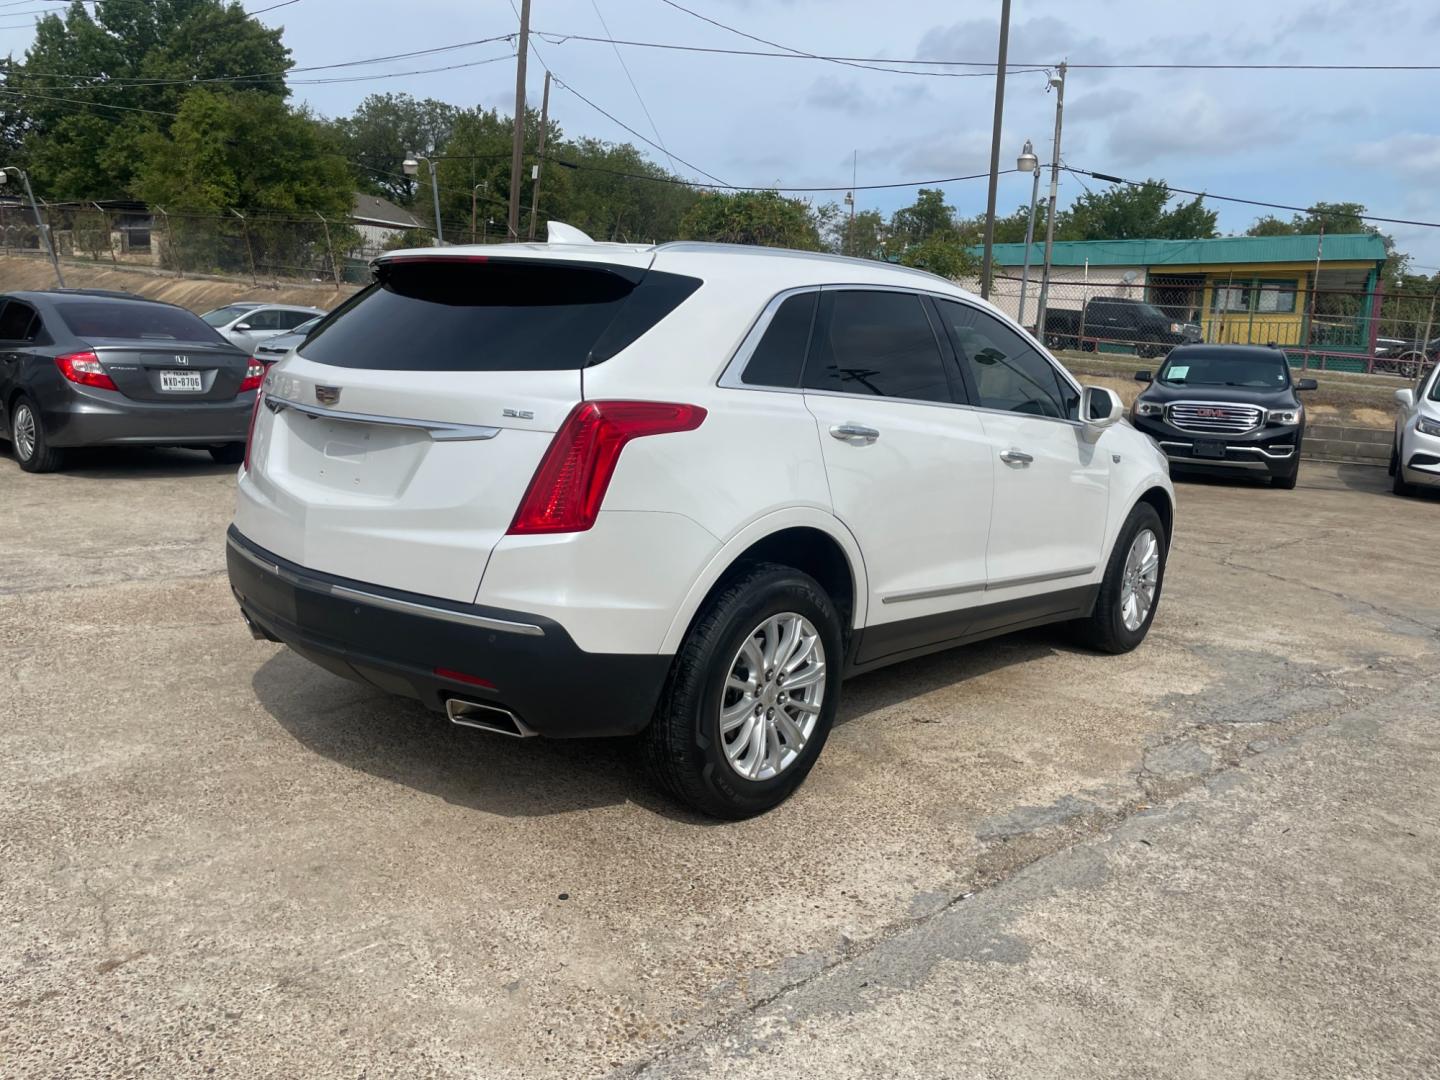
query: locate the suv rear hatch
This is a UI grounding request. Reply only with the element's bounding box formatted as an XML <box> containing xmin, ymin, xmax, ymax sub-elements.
<box><xmin>236</xmin><ymin>253</ymin><xmax>700</xmax><ymax>603</ymax></box>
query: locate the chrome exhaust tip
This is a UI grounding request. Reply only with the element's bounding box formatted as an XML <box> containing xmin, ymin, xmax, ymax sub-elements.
<box><xmin>445</xmin><ymin>698</ymin><xmax>535</xmax><ymax>738</ymax></box>
<box><xmin>240</xmin><ymin>610</ymin><xmax>271</xmax><ymax>641</ymax></box>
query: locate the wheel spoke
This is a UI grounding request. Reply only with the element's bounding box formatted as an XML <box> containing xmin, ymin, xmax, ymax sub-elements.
<box><xmin>726</xmin><ymin>713</ymin><xmax>757</xmax><ymax>750</ymax></box>
<box><xmin>740</xmin><ymin>637</ymin><xmax>765</xmax><ymax>680</ymax></box>
<box><xmin>745</xmin><ymin>716</ymin><xmax>768</xmax><ymax>779</ymax></box>
<box><xmin>721</xmin><ymin>696</ymin><xmax>753</xmax><ymax>731</ymax></box>
<box><xmin>781</xmin><ymin>632</ymin><xmax>815</xmax><ymax>675</ymax></box>
<box><xmin>789</xmin><ymin>697</ymin><xmax>821</xmax><ymax>715</ymax></box>
<box><xmin>771</xmin><ymin>617</ymin><xmax>801</xmax><ymax>673</ymax></box>
<box><xmin>775</xmin><ymin>709</ymin><xmax>807</xmax><ymax>750</ymax></box>
<box><xmin>781</xmin><ymin>661</ymin><xmax>825</xmax><ymax>691</ymax></box>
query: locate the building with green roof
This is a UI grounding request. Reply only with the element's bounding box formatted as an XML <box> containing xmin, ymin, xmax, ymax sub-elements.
<box><xmin>969</xmin><ymin>233</ymin><xmax>1388</xmax><ymax>366</ymax></box>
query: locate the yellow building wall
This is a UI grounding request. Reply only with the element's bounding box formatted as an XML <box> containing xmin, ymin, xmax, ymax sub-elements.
<box><xmin>1178</xmin><ymin>261</ymin><xmax>1373</xmax><ymax>348</ymax></box>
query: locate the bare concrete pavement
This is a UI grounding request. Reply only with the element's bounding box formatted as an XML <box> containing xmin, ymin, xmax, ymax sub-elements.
<box><xmin>1</xmin><ymin>451</ymin><xmax>1437</xmax><ymax>1078</ymax></box>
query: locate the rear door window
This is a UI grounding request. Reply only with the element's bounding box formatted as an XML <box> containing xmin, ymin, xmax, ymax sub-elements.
<box><xmin>272</xmin><ymin>310</ymin><xmax>315</xmax><ymax>330</ymax></box>
<box><xmin>741</xmin><ymin>292</ymin><xmax>816</xmax><ymax>388</ymax></box>
<box><xmin>802</xmin><ymin>290</ymin><xmax>956</xmax><ymax>404</ymax></box>
<box><xmin>0</xmin><ymin>300</ymin><xmax>40</xmax><ymax>341</ymax></box>
<box><xmin>301</xmin><ymin>259</ymin><xmax>700</xmax><ymax>371</ymax></box>
<box><xmin>55</xmin><ymin>301</ymin><xmax>227</xmax><ymax>343</ymax></box>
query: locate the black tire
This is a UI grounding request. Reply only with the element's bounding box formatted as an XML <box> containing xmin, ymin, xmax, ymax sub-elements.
<box><xmin>1272</xmin><ymin>467</ymin><xmax>1298</xmax><ymax>490</ymax></box>
<box><xmin>1393</xmin><ymin>451</ymin><xmax>1415</xmax><ymax>497</ymax></box>
<box><xmin>10</xmin><ymin>396</ymin><xmax>63</xmax><ymax>473</ymax></box>
<box><xmin>209</xmin><ymin>443</ymin><xmax>246</xmax><ymax>465</ymax></box>
<box><xmin>1072</xmin><ymin>502</ymin><xmax>1167</xmax><ymax>655</ymax></box>
<box><xmin>642</xmin><ymin>562</ymin><xmax>844</xmax><ymax>819</ymax></box>
<box><xmin>1389</xmin><ymin>443</ymin><xmax>1399</xmax><ymax>477</ymax></box>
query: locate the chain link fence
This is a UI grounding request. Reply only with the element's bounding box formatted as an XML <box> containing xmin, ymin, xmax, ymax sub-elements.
<box><xmin>984</xmin><ymin>272</ymin><xmax>1438</xmax><ymax>379</ymax></box>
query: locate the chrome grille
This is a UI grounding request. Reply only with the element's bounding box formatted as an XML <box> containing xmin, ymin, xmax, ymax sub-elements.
<box><xmin>1167</xmin><ymin>401</ymin><xmax>1263</xmax><ymax>435</ymax></box>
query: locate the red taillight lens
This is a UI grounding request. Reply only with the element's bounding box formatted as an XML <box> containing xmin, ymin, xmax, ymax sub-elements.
<box><xmin>238</xmin><ymin>359</ymin><xmax>265</xmax><ymax>393</ymax></box>
<box><xmin>508</xmin><ymin>400</ymin><xmax>707</xmax><ymax>534</ymax></box>
<box><xmin>55</xmin><ymin>351</ymin><xmax>117</xmax><ymax>391</ymax></box>
<box><xmin>434</xmin><ymin>667</ymin><xmax>496</xmax><ymax>689</ymax></box>
<box><xmin>243</xmin><ymin>389</ymin><xmax>264</xmax><ymax>472</ymax></box>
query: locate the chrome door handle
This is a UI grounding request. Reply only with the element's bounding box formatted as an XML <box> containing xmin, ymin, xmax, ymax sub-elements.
<box><xmin>999</xmin><ymin>448</ymin><xmax>1034</xmax><ymax>466</ymax></box>
<box><xmin>830</xmin><ymin>423</ymin><xmax>880</xmax><ymax>444</ymax></box>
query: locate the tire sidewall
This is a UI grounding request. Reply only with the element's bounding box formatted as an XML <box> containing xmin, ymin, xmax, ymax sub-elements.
<box><xmin>1103</xmin><ymin>505</ymin><xmax>1167</xmax><ymax>649</ymax></box>
<box><xmin>690</xmin><ymin>574</ymin><xmax>843</xmax><ymax>815</ymax></box>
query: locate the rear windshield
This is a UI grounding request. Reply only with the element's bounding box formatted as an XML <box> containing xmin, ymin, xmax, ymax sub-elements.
<box><xmin>201</xmin><ymin>305</ymin><xmax>253</xmax><ymax>327</ymax></box>
<box><xmin>299</xmin><ymin>259</ymin><xmax>700</xmax><ymax>371</ymax></box>
<box><xmin>58</xmin><ymin>301</ymin><xmax>230</xmax><ymax>343</ymax></box>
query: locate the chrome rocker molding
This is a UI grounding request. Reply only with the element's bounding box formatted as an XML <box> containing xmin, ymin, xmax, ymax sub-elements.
<box><xmin>264</xmin><ymin>393</ymin><xmax>501</xmax><ymax>442</ymax></box>
<box><xmin>882</xmin><ymin>565</ymin><xmax>1096</xmax><ymax>605</ymax></box>
<box><xmin>226</xmin><ymin>534</ymin><xmax>545</xmax><ymax>637</ymax></box>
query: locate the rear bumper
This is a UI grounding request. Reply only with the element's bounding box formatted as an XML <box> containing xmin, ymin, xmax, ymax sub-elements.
<box><xmin>225</xmin><ymin>526</ymin><xmax>672</xmax><ymax>738</ymax></box>
<box><xmin>40</xmin><ymin>383</ymin><xmax>254</xmax><ymax>447</ymax></box>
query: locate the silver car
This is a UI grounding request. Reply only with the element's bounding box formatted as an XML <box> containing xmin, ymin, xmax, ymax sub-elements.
<box><xmin>201</xmin><ymin>303</ymin><xmax>325</xmax><ymax>354</ymax></box>
<box><xmin>1392</xmin><ymin>362</ymin><xmax>1440</xmax><ymax>496</ymax></box>
<box><xmin>252</xmin><ymin>315</ymin><xmax>323</xmax><ymax>366</ymax></box>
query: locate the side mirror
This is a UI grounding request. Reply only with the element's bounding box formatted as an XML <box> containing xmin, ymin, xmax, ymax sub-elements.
<box><xmin>1295</xmin><ymin>378</ymin><xmax>1318</xmax><ymax>391</ymax></box>
<box><xmin>1134</xmin><ymin>370</ymin><xmax>1153</xmax><ymax>383</ymax></box>
<box><xmin>1395</xmin><ymin>388</ymin><xmax>1415</xmax><ymax>408</ymax></box>
<box><xmin>235</xmin><ymin>322</ymin><xmax>252</xmax><ymax>332</ymax></box>
<box><xmin>1080</xmin><ymin>385</ymin><xmax>1125</xmax><ymax>439</ymax></box>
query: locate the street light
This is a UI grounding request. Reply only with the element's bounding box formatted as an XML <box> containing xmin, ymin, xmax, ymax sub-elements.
<box><xmin>471</xmin><ymin>182</ymin><xmax>488</xmax><ymax>244</ymax></box>
<box><xmin>1015</xmin><ymin>139</ymin><xmax>1042</xmax><ymax>331</ymax></box>
<box><xmin>402</xmin><ymin>152</ymin><xmax>444</xmax><ymax>245</ymax></box>
<box><xmin>0</xmin><ymin>166</ymin><xmax>64</xmax><ymax>287</ymax></box>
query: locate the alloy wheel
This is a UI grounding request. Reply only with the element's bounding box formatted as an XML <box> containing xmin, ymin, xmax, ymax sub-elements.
<box><xmin>12</xmin><ymin>404</ymin><xmax>36</xmax><ymax>462</ymax></box>
<box><xmin>1120</xmin><ymin>528</ymin><xmax>1161</xmax><ymax>632</ymax></box>
<box><xmin>718</xmin><ymin>612</ymin><xmax>826</xmax><ymax>782</ymax></box>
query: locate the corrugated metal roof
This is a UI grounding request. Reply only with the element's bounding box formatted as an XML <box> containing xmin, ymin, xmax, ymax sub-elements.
<box><xmin>977</xmin><ymin>233</ymin><xmax>1386</xmax><ymax>268</ymax></box>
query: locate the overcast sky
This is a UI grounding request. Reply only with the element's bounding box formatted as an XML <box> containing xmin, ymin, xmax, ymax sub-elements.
<box><xmin>7</xmin><ymin>0</ymin><xmax>1440</xmax><ymax>265</ymax></box>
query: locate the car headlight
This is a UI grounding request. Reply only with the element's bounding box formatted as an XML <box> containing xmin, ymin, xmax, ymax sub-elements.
<box><xmin>1134</xmin><ymin>400</ymin><xmax>1165</xmax><ymax>417</ymax></box>
<box><xmin>1168</xmin><ymin>322</ymin><xmax>1183</xmax><ymax>334</ymax></box>
<box><xmin>1267</xmin><ymin>406</ymin><xmax>1302</xmax><ymax>425</ymax></box>
<box><xmin>1417</xmin><ymin>415</ymin><xmax>1440</xmax><ymax>437</ymax></box>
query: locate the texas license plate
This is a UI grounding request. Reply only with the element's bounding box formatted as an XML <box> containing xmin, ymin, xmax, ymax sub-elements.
<box><xmin>1193</xmin><ymin>440</ymin><xmax>1226</xmax><ymax>459</ymax></box>
<box><xmin>160</xmin><ymin>370</ymin><xmax>203</xmax><ymax>392</ymax></box>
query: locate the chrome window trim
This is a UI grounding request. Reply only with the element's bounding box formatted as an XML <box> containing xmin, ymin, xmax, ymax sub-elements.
<box><xmin>716</xmin><ymin>283</ymin><xmax>1085</xmax><ymax>428</ymax></box>
<box><xmin>227</xmin><ymin>535</ymin><xmax>545</xmax><ymax>637</ymax></box>
<box><xmin>264</xmin><ymin>393</ymin><xmax>501</xmax><ymax>442</ymax></box>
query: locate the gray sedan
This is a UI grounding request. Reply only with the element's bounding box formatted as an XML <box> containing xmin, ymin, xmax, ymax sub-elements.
<box><xmin>0</xmin><ymin>290</ymin><xmax>260</xmax><ymax>473</ymax></box>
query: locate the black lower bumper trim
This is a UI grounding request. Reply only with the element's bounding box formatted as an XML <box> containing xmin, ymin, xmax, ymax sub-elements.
<box><xmin>226</xmin><ymin>526</ymin><xmax>672</xmax><ymax>738</ymax></box>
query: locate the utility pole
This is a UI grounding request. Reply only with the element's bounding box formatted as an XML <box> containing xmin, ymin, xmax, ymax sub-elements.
<box><xmin>1033</xmin><ymin>62</ymin><xmax>1067</xmax><ymax>343</ymax></box>
<box><xmin>527</xmin><ymin>70</ymin><xmax>551</xmax><ymax>240</ymax></box>
<box><xmin>508</xmin><ymin>0</ymin><xmax>532</xmax><ymax>239</ymax></box>
<box><xmin>845</xmin><ymin>149</ymin><xmax>857</xmax><ymax>257</ymax></box>
<box><xmin>979</xmin><ymin>0</ymin><xmax>1012</xmax><ymax>299</ymax></box>
<box><xmin>0</xmin><ymin>167</ymin><xmax>64</xmax><ymax>286</ymax></box>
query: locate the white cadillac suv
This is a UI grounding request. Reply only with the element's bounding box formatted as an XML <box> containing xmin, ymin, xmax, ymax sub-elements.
<box><xmin>227</xmin><ymin>228</ymin><xmax>1175</xmax><ymax>818</ymax></box>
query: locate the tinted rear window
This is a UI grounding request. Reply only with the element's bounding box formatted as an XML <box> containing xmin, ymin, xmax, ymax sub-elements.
<box><xmin>300</xmin><ymin>260</ymin><xmax>700</xmax><ymax>371</ymax></box>
<box><xmin>58</xmin><ymin>301</ymin><xmax>229</xmax><ymax>343</ymax></box>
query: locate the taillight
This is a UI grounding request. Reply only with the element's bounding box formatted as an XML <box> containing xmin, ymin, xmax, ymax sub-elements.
<box><xmin>238</xmin><ymin>359</ymin><xmax>265</xmax><ymax>393</ymax></box>
<box><xmin>243</xmin><ymin>389</ymin><xmax>264</xmax><ymax>473</ymax></box>
<box><xmin>55</xmin><ymin>351</ymin><xmax>117</xmax><ymax>391</ymax></box>
<box><xmin>508</xmin><ymin>401</ymin><xmax>707</xmax><ymax>534</ymax></box>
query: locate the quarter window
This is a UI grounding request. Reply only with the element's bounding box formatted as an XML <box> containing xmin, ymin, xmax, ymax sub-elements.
<box><xmin>741</xmin><ymin>292</ymin><xmax>816</xmax><ymax>388</ymax></box>
<box><xmin>802</xmin><ymin>290</ymin><xmax>954</xmax><ymax>404</ymax></box>
<box><xmin>936</xmin><ymin>300</ymin><xmax>1076</xmax><ymax>419</ymax></box>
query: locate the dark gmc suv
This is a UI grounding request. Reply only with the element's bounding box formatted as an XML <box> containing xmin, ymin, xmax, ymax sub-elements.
<box><xmin>1130</xmin><ymin>344</ymin><xmax>1317</xmax><ymax>489</ymax></box>
<box><xmin>1045</xmin><ymin>296</ymin><xmax>1201</xmax><ymax>358</ymax></box>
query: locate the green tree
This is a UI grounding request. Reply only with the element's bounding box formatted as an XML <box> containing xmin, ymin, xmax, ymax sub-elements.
<box><xmin>679</xmin><ymin>190</ymin><xmax>820</xmax><ymax>249</ymax></box>
<box><xmin>333</xmin><ymin>93</ymin><xmax>461</xmax><ymax>206</ymax></box>
<box><xmin>888</xmin><ymin>188</ymin><xmax>956</xmax><ymax>245</ymax></box>
<box><xmin>1058</xmin><ymin>179</ymin><xmax>1217</xmax><ymax>241</ymax></box>
<box><xmin>877</xmin><ymin>189</ymin><xmax>977</xmax><ymax>278</ymax></box>
<box><xmin>11</xmin><ymin>0</ymin><xmax>290</xmax><ymax>197</ymax></box>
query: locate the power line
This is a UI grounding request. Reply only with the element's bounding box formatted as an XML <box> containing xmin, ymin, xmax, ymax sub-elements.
<box><xmin>246</xmin><ymin>0</ymin><xmax>301</xmax><ymax>14</ymax></box>
<box><xmin>547</xmin><ymin>155</ymin><xmax>1014</xmax><ymax>193</ymax></box>
<box><xmin>1063</xmin><ymin>167</ymin><xmax>1440</xmax><ymax>230</ymax></box>
<box><xmin>532</xmin><ymin>31</ymin><xmax>1440</xmax><ymax>73</ymax></box>
<box><xmin>589</xmin><ymin>0</ymin><xmax>677</xmax><ymax>177</ymax></box>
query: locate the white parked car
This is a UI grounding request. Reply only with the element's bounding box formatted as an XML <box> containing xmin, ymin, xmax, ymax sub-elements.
<box><xmin>226</xmin><ymin>229</ymin><xmax>1176</xmax><ymax>817</ymax></box>
<box><xmin>1392</xmin><ymin>362</ymin><xmax>1440</xmax><ymax>496</ymax></box>
<box><xmin>201</xmin><ymin>302</ymin><xmax>326</xmax><ymax>354</ymax></box>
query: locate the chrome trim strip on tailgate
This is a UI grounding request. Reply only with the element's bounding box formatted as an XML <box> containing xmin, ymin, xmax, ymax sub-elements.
<box><xmin>264</xmin><ymin>394</ymin><xmax>501</xmax><ymax>442</ymax></box>
<box><xmin>227</xmin><ymin>535</ymin><xmax>545</xmax><ymax>637</ymax></box>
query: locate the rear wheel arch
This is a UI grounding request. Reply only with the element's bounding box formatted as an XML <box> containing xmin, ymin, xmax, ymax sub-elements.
<box><xmin>660</xmin><ymin>516</ymin><xmax>866</xmax><ymax>656</ymax></box>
